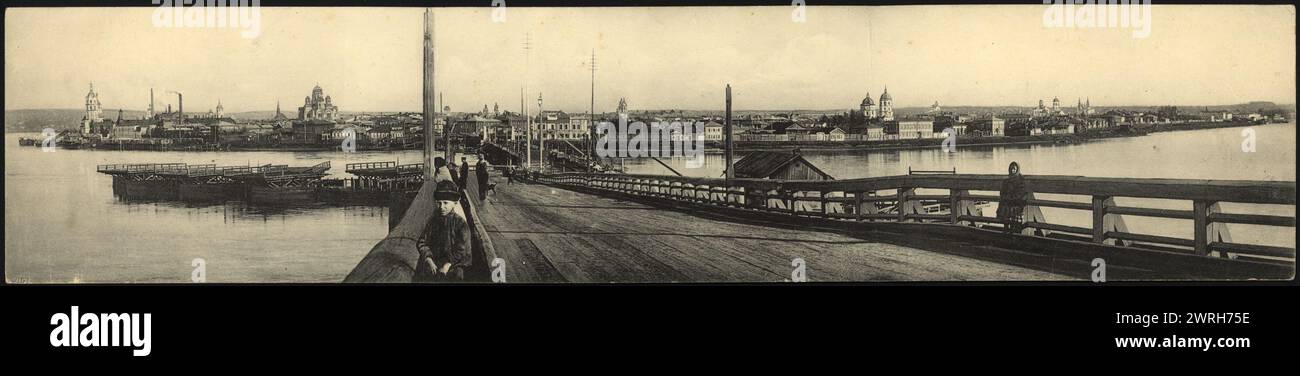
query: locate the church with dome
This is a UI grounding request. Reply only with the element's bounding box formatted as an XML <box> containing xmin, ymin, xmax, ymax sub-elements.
<box><xmin>298</xmin><ymin>84</ymin><xmax>339</xmax><ymax>121</ymax></box>
<box><xmin>859</xmin><ymin>86</ymin><xmax>895</xmax><ymax>121</ymax></box>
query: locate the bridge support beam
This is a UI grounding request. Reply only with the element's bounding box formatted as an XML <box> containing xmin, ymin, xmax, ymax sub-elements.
<box><xmin>951</xmin><ymin>189</ymin><xmax>973</xmax><ymax>226</ymax></box>
<box><xmin>1022</xmin><ymin>192</ymin><xmax>1049</xmax><ymax>236</ymax></box>
<box><xmin>1195</xmin><ymin>201</ymin><xmax>1234</xmax><ymax>258</ymax></box>
<box><xmin>1091</xmin><ymin>196</ymin><xmax>1129</xmax><ymax>246</ymax></box>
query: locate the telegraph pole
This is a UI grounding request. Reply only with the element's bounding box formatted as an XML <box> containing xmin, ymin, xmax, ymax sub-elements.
<box><xmin>725</xmin><ymin>84</ymin><xmax>734</xmax><ymax>181</ymax></box>
<box><xmin>538</xmin><ymin>92</ymin><xmax>544</xmax><ymax>169</ymax></box>
<box><xmin>588</xmin><ymin>49</ymin><xmax>597</xmax><ymax>172</ymax></box>
<box><xmin>523</xmin><ymin>32</ymin><xmax>532</xmax><ymax>169</ymax></box>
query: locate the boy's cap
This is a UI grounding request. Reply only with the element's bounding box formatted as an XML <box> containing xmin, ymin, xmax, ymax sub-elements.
<box><xmin>434</xmin><ymin>180</ymin><xmax>461</xmax><ymax>201</ymax></box>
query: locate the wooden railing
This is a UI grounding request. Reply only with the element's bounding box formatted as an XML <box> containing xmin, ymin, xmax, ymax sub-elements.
<box><xmin>346</xmin><ymin>161</ymin><xmax>425</xmax><ymax>176</ymax></box>
<box><xmin>346</xmin><ymin>161</ymin><xmax>396</xmax><ymax>172</ymax></box>
<box><xmin>320</xmin><ymin>176</ymin><xmax>424</xmax><ymax>191</ymax></box>
<box><xmin>96</xmin><ymin>163</ymin><xmax>187</xmax><ymax>174</ymax></box>
<box><xmin>537</xmin><ymin>172</ymin><xmax>1296</xmax><ymax>262</ymax></box>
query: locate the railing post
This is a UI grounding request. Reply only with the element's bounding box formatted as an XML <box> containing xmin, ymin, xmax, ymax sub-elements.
<box><xmin>820</xmin><ymin>191</ymin><xmax>828</xmax><ymax>217</ymax></box>
<box><xmin>855</xmin><ymin>191</ymin><xmax>864</xmax><ymax>221</ymax></box>
<box><xmin>1092</xmin><ymin>196</ymin><xmax>1107</xmax><ymax>244</ymax></box>
<box><xmin>1207</xmin><ymin>201</ymin><xmax>1234</xmax><ymax>258</ymax></box>
<box><xmin>1090</xmin><ymin>196</ymin><xmax>1128</xmax><ymax>245</ymax></box>
<box><xmin>897</xmin><ymin>187</ymin><xmax>913</xmax><ymax>222</ymax></box>
<box><xmin>1194</xmin><ymin>200</ymin><xmax>1209</xmax><ymax>255</ymax></box>
<box><xmin>950</xmin><ymin>189</ymin><xmax>967</xmax><ymax>225</ymax></box>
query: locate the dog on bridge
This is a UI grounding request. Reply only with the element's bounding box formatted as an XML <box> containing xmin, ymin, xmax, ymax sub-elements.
<box><xmin>478</xmin><ymin>182</ymin><xmax>498</xmax><ymax>202</ymax></box>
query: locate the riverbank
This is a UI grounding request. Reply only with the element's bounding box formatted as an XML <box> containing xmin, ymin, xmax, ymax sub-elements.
<box><xmin>11</xmin><ymin>136</ymin><xmax>427</xmax><ymax>152</ymax></box>
<box><xmin>716</xmin><ymin>119</ymin><xmax>1262</xmax><ymax>152</ymax></box>
<box><xmin>12</xmin><ymin>119</ymin><xmax>1269</xmax><ymax>154</ymax></box>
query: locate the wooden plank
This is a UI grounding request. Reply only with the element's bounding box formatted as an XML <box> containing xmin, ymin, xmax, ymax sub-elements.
<box><xmin>1026</xmin><ymin>198</ymin><xmax>1092</xmax><ymax>211</ymax></box>
<box><xmin>958</xmin><ymin>215</ymin><xmax>1002</xmax><ymax>223</ymax></box>
<box><xmin>961</xmin><ymin>194</ymin><xmax>1000</xmax><ymax>201</ymax></box>
<box><xmin>1208</xmin><ymin>213</ymin><xmax>1296</xmax><ymax>227</ymax></box>
<box><xmin>1105</xmin><ymin>231</ymin><xmax>1196</xmax><ymax>248</ymax></box>
<box><xmin>1107</xmin><ymin>206</ymin><xmax>1194</xmax><ymax>220</ymax></box>
<box><xmin>1208</xmin><ymin>242</ymin><xmax>1296</xmax><ymax>259</ymax></box>
<box><xmin>907</xmin><ymin>214</ymin><xmax>950</xmax><ymax>221</ymax></box>
<box><xmin>1023</xmin><ymin>222</ymin><xmax>1092</xmax><ymax>235</ymax></box>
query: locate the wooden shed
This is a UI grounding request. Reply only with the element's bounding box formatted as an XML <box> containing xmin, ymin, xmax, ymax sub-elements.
<box><xmin>731</xmin><ymin>150</ymin><xmax>834</xmax><ymax>180</ymax></box>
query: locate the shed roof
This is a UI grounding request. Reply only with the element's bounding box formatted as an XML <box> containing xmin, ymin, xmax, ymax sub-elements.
<box><xmin>732</xmin><ymin>150</ymin><xmax>834</xmax><ymax>180</ymax></box>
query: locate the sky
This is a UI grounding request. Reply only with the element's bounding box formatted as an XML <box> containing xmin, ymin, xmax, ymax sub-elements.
<box><xmin>5</xmin><ymin>5</ymin><xmax>1296</xmax><ymax>114</ymax></box>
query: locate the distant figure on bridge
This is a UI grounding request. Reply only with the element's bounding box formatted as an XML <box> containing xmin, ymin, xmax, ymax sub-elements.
<box><xmin>458</xmin><ymin>156</ymin><xmax>470</xmax><ymax>190</ymax></box>
<box><xmin>475</xmin><ymin>155</ymin><xmax>491</xmax><ymax>201</ymax></box>
<box><xmin>414</xmin><ymin>180</ymin><xmax>473</xmax><ymax>282</ymax></box>
<box><xmin>433</xmin><ymin>157</ymin><xmax>454</xmax><ymax>185</ymax></box>
<box><xmin>503</xmin><ymin>166</ymin><xmax>515</xmax><ymax>185</ymax></box>
<box><xmin>997</xmin><ymin>161</ymin><xmax>1028</xmax><ymax>234</ymax></box>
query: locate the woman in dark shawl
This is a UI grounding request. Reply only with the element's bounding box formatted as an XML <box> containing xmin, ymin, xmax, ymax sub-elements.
<box><xmin>996</xmin><ymin>162</ymin><xmax>1027</xmax><ymax>233</ymax></box>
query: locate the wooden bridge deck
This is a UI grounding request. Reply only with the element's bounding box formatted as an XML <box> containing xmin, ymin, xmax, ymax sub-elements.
<box><xmin>473</xmin><ymin>175</ymin><xmax>1072</xmax><ymax>282</ymax></box>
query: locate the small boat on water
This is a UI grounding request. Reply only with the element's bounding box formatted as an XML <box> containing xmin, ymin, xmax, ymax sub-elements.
<box><xmin>17</xmin><ymin>138</ymin><xmax>37</xmax><ymax>146</ymax></box>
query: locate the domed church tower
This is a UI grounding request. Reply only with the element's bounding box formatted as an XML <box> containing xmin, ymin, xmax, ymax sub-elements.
<box><xmin>860</xmin><ymin>93</ymin><xmax>877</xmax><ymax>119</ymax></box>
<box><xmin>879</xmin><ymin>86</ymin><xmax>894</xmax><ymax>121</ymax></box>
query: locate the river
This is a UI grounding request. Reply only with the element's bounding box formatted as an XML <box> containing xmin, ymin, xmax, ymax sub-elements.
<box><xmin>5</xmin><ymin>122</ymin><xmax>1295</xmax><ymax>282</ymax></box>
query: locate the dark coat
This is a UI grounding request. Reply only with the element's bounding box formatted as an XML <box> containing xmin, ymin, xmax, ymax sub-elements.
<box><xmin>475</xmin><ymin>161</ymin><xmax>490</xmax><ymax>184</ymax></box>
<box><xmin>996</xmin><ymin>174</ymin><xmax>1027</xmax><ymax>220</ymax></box>
<box><xmin>414</xmin><ymin>211</ymin><xmax>473</xmax><ymax>282</ymax></box>
<box><xmin>458</xmin><ymin>163</ymin><xmax>470</xmax><ymax>187</ymax></box>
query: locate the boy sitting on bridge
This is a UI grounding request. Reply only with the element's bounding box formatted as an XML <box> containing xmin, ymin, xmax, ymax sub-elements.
<box><xmin>414</xmin><ymin>180</ymin><xmax>474</xmax><ymax>282</ymax></box>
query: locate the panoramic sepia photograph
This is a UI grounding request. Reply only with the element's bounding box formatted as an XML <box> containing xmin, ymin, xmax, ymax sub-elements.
<box><xmin>4</xmin><ymin>5</ymin><xmax>1295</xmax><ymax>283</ymax></box>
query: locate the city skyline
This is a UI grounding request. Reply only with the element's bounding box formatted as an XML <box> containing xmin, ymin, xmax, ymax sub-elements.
<box><xmin>5</xmin><ymin>6</ymin><xmax>1296</xmax><ymax>114</ymax></box>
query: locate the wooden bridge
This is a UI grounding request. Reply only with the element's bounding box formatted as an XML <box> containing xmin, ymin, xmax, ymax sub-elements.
<box><xmin>344</xmin><ymin>167</ymin><xmax>1295</xmax><ymax>282</ymax></box>
<box><xmin>344</xmin><ymin>10</ymin><xmax>1295</xmax><ymax>283</ymax></box>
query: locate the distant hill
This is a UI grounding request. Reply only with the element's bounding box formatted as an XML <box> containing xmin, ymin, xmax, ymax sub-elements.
<box><xmin>3</xmin><ymin>109</ymin><xmax>144</xmax><ymax>133</ymax></box>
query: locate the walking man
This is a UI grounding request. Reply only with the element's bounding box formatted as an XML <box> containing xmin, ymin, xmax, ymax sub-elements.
<box><xmin>475</xmin><ymin>155</ymin><xmax>491</xmax><ymax>201</ymax></box>
<box><xmin>458</xmin><ymin>156</ymin><xmax>470</xmax><ymax>191</ymax></box>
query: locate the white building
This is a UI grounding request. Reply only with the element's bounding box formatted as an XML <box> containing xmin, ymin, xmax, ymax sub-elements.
<box><xmin>82</xmin><ymin>83</ymin><xmax>104</xmax><ymax>134</ymax></box>
<box><xmin>704</xmin><ymin>121</ymin><xmax>724</xmax><ymax>142</ymax></box>
<box><xmin>299</xmin><ymin>84</ymin><xmax>339</xmax><ymax>121</ymax></box>
<box><xmin>895</xmin><ymin>119</ymin><xmax>935</xmax><ymax>139</ymax></box>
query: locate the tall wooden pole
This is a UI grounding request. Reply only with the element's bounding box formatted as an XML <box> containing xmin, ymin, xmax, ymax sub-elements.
<box><xmin>589</xmin><ymin>49</ymin><xmax>596</xmax><ymax>172</ymax></box>
<box><xmin>724</xmin><ymin>84</ymin><xmax>734</xmax><ymax>181</ymax></box>
<box><xmin>422</xmin><ymin>9</ymin><xmax>435</xmax><ymax>178</ymax></box>
<box><xmin>538</xmin><ymin>93</ymin><xmax>544</xmax><ymax>169</ymax></box>
<box><xmin>523</xmin><ymin>33</ymin><xmax>532</xmax><ymax>169</ymax></box>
